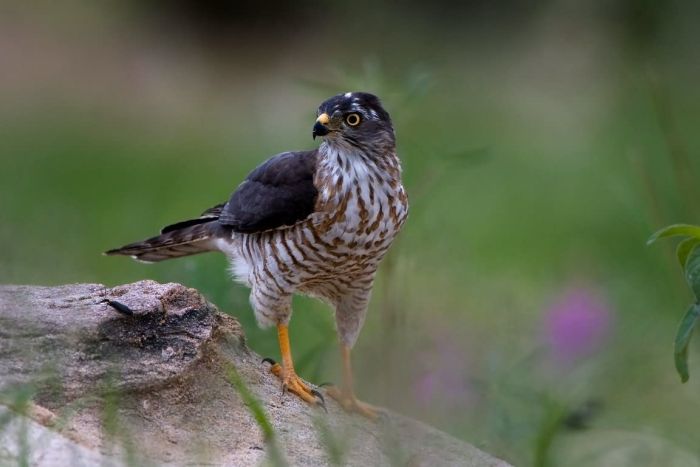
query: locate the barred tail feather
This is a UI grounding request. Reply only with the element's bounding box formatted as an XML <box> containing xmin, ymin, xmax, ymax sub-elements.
<box><xmin>104</xmin><ymin>222</ymin><xmax>220</xmax><ymax>263</ymax></box>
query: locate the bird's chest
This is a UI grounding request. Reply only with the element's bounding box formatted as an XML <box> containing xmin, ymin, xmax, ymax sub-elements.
<box><xmin>312</xmin><ymin>171</ymin><xmax>408</xmax><ymax>266</ymax></box>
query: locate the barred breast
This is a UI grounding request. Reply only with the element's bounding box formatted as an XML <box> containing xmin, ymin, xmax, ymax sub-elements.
<box><xmin>222</xmin><ymin>145</ymin><xmax>407</xmax><ymax>330</ymax></box>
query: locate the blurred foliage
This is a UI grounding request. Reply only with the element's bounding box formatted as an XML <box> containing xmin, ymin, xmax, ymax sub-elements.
<box><xmin>648</xmin><ymin>224</ymin><xmax>700</xmax><ymax>382</ymax></box>
<box><xmin>225</xmin><ymin>363</ymin><xmax>286</xmax><ymax>466</ymax></box>
<box><xmin>1</xmin><ymin>0</ymin><xmax>700</xmax><ymax>465</ymax></box>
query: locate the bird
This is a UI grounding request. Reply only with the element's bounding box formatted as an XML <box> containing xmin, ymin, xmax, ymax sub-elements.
<box><xmin>106</xmin><ymin>92</ymin><xmax>408</xmax><ymax>418</ymax></box>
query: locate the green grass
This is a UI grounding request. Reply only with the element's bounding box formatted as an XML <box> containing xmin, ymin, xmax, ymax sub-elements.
<box><xmin>224</xmin><ymin>363</ymin><xmax>286</xmax><ymax>466</ymax></box>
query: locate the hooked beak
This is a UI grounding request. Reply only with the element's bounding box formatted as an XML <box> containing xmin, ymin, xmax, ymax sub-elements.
<box><xmin>312</xmin><ymin>113</ymin><xmax>330</xmax><ymax>140</ymax></box>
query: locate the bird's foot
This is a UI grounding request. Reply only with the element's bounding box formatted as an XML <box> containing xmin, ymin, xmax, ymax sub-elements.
<box><xmin>325</xmin><ymin>385</ymin><xmax>385</xmax><ymax>421</ymax></box>
<box><xmin>262</xmin><ymin>358</ymin><xmax>326</xmax><ymax>411</ymax></box>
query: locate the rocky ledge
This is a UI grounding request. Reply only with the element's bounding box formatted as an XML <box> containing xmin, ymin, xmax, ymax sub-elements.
<box><xmin>0</xmin><ymin>280</ymin><xmax>510</xmax><ymax>466</ymax></box>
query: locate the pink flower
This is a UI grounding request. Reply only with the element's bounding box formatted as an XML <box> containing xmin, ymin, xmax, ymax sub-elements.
<box><xmin>412</xmin><ymin>338</ymin><xmax>474</xmax><ymax>409</ymax></box>
<box><xmin>543</xmin><ymin>286</ymin><xmax>613</xmax><ymax>365</ymax></box>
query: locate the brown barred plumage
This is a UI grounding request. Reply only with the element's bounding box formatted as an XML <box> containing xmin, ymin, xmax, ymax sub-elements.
<box><xmin>104</xmin><ymin>222</ymin><xmax>219</xmax><ymax>263</ymax></box>
<box><xmin>218</xmin><ymin>143</ymin><xmax>407</xmax><ymax>346</ymax></box>
<box><xmin>106</xmin><ymin>92</ymin><xmax>407</xmax><ymax>417</ymax></box>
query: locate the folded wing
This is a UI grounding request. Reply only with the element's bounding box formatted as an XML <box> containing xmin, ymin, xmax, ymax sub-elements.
<box><xmin>219</xmin><ymin>150</ymin><xmax>319</xmax><ymax>233</ymax></box>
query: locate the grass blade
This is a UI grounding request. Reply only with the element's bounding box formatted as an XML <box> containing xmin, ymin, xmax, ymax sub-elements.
<box><xmin>224</xmin><ymin>363</ymin><xmax>286</xmax><ymax>466</ymax></box>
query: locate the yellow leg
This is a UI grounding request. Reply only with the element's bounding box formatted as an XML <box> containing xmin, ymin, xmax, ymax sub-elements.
<box><xmin>326</xmin><ymin>345</ymin><xmax>383</xmax><ymax>420</ymax></box>
<box><xmin>266</xmin><ymin>324</ymin><xmax>324</xmax><ymax>408</ymax></box>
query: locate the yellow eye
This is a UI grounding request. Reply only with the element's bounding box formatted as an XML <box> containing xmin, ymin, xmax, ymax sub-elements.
<box><xmin>345</xmin><ymin>113</ymin><xmax>361</xmax><ymax>126</ymax></box>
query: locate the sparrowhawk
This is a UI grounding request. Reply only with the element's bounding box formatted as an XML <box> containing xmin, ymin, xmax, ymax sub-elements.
<box><xmin>106</xmin><ymin>92</ymin><xmax>408</xmax><ymax>418</ymax></box>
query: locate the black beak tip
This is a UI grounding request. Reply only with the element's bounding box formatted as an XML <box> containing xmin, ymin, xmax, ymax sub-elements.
<box><xmin>313</xmin><ymin>122</ymin><xmax>329</xmax><ymax>140</ymax></box>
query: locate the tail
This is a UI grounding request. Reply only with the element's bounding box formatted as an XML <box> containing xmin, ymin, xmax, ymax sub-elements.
<box><xmin>105</xmin><ymin>210</ymin><xmax>226</xmax><ymax>263</ymax></box>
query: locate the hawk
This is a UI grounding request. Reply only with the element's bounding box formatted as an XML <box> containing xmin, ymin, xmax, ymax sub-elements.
<box><xmin>106</xmin><ymin>92</ymin><xmax>408</xmax><ymax>418</ymax></box>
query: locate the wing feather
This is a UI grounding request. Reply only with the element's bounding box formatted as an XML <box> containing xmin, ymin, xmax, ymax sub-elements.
<box><xmin>160</xmin><ymin>203</ymin><xmax>225</xmax><ymax>234</ymax></box>
<box><xmin>219</xmin><ymin>151</ymin><xmax>318</xmax><ymax>233</ymax></box>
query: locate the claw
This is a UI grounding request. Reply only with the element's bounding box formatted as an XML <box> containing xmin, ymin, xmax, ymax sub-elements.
<box><xmin>326</xmin><ymin>385</ymin><xmax>382</xmax><ymax>420</ymax></box>
<box><xmin>310</xmin><ymin>389</ymin><xmax>327</xmax><ymax>412</ymax></box>
<box><xmin>266</xmin><ymin>324</ymin><xmax>325</xmax><ymax>409</ymax></box>
<box><xmin>318</xmin><ymin>381</ymin><xmax>333</xmax><ymax>388</ymax></box>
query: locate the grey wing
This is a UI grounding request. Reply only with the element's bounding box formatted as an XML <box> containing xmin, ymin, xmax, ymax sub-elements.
<box><xmin>160</xmin><ymin>203</ymin><xmax>226</xmax><ymax>234</ymax></box>
<box><xmin>218</xmin><ymin>150</ymin><xmax>319</xmax><ymax>233</ymax></box>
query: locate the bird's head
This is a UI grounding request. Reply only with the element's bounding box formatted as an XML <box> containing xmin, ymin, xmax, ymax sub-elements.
<box><xmin>312</xmin><ymin>92</ymin><xmax>395</xmax><ymax>150</ymax></box>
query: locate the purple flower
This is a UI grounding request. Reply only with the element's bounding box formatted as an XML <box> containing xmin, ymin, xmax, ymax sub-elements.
<box><xmin>412</xmin><ymin>337</ymin><xmax>474</xmax><ymax>409</ymax></box>
<box><xmin>543</xmin><ymin>286</ymin><xmax>613</xmax><ymax>365</ymax></box>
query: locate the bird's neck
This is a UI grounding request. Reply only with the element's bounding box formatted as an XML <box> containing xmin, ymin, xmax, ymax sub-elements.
<box><xmin>315</xmin><ymin>142</ymin><xmax>402</xmax><ymax>204</ymax></box>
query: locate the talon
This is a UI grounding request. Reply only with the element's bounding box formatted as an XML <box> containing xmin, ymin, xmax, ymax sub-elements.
<box><xmin>262</xmin><ymin>357</ymin><xmax>277</xmax><ymax>366</ymax></box>
<box><xmin>318</xmin><ymin>381</ymin><xmax>333</xmax><ymax>387</ymax></box>
<box><xmin>310</xmin><ymin>388</ymin><xmax>327</xmax><ymax>412</ymax></box>
<box><xmin>266</xmin><ymin>325</ymin><xmax>321</xmax><ymax>407</ymax></box>
<box><xmin>326</xmin><ymin>384</ymin><xmax>382</xmax><ymax>420</ymax></box>
<box><xmin>324</xmin><ymin>345</ymin><xmax>381</xmax><ymax>420</ymax></box>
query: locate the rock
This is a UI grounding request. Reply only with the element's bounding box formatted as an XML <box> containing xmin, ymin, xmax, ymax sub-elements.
<box><xmin>0</xmin><ymin>280</ymin><xmax>510</xmax><ymax>466</ymax></box>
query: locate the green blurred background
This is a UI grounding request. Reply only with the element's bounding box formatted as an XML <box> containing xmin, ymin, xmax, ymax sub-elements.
<box><xmin>1</xmin><ymin>0</ymin><xmax>699</xmax><ymax>465</ymax></box>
